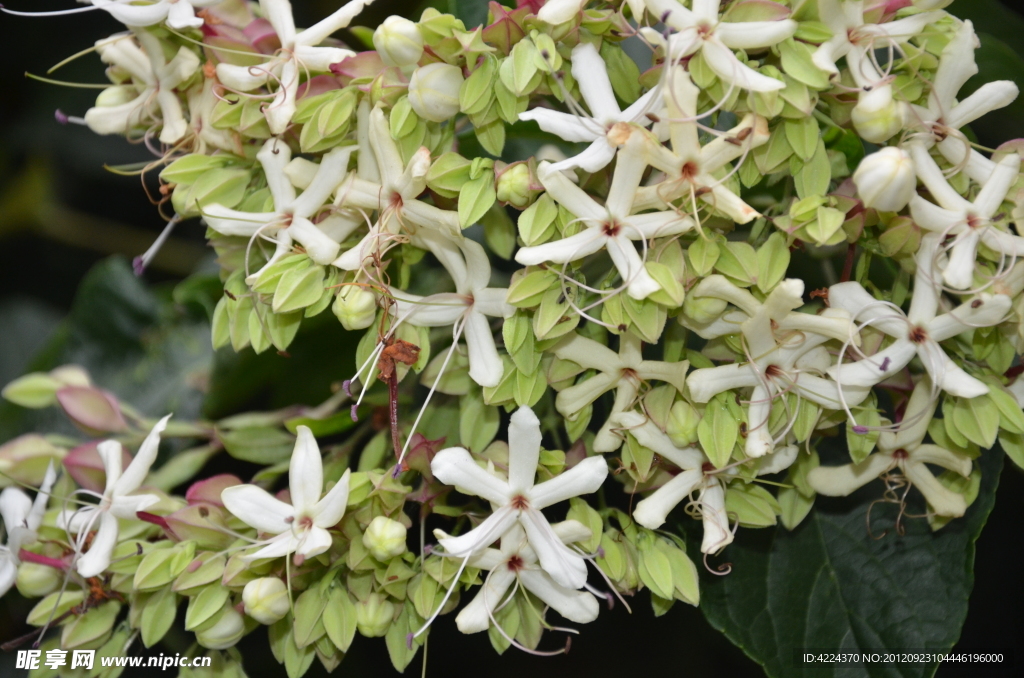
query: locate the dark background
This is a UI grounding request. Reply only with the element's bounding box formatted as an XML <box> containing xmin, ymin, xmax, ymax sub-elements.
<box><xmin>1</xmin><ymin>1</ymin><xmax>1022</xmax><ymax>676</ymax></box>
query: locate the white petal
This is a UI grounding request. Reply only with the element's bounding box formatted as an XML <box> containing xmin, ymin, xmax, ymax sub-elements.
<box><xmin>519</xmin><ymin>569</ymin><xmax>600</xmax><ymax>622</ymax></box>
<box><xmin>973</xmin><ymin>152</ymin><xmax>1020</xmax><ymax>217</ymax></box>
<box><xmin>289</xmin><ymin>426</ymin><xmax>324</xmax><ymax>512</ymax></box>
<box><xmin>59</xmin><ymin>506</ymin><xmax>99</xmax><ymax>535</ymax></box>
<box><xmin>607</xmin><ymin>234</ymin><xmax>661</xmax><ymax>300</ymax></box>
<box><xmin>519</xmin><ymin>109</ymin><xmax>603</xmax><ymax>144</ymax></box>
<box><xmin>519</xmin><ymin>509</ymin><xmax>588</xmax><ymax>589</ymax></box>
<box><xmin>113</xmin><ymin>414</ymin><xmax>170</xmax><ymax>497</ymax></box>
<box><xmin>745</xmin><ymin>385</ymin><xmax>775</xmax><ymax>459</ymax></box>
<box><xmin>98</xmin><ymin>0</ymin><xmax>170</xmax><ymax>26</ymax></box>
<box><xmin>907</xmin><ymin>144</ymin><xmax>972</xmax><ymax>212</ymax></box>
<box><xmin>917</xmin><ymin>341</ymin><xmax>989</xmax><ymax>398</ymax></box>
<box><xmin>216</xmin><ymin>62</ymin><xmax>273</xmax><ymax>93</ymax></box>
<box><xmin>828</xmin><ymin>281</ymin><xmax>907</xmax><ymax>337</ymax></box>
<box><xmin>528</xmin><ymin>456</ymin><xmax>608</xmax><ymax>510</ymax></box>
<box><xmin>257</xmin><ymin>139</ymin><xmax>297</xmax><ymax>209</ymax></box>
<box><xmin>946</xmin><ymin>80</ymin><xmax>1019</xmax><ymax>130</ymax></box>
<box><xmin>221</xmin><ymin>485</ymin><xmax>295</xmax><ymax>534</ymax></box>
<box><xmin>437</xmin><ymin>505</ymin><xmax>518</xmax><ymax>556</ymax></box>
<box><xmin>0</xmin><ymin>488</ymin><xmax>31</xmax><ymax>535</ymax></box>
<box><xmin>464</xmin><ymin>312</ymin><xmax>504</xmax><ymax>388</ymax></box>
<box><xmin>0</xmin><ymin>557</ymin><xmax>16</xmax><ymax>598</ymax></box>
<box><xmin>244</xmin><ymin>532</ymin><xmax>302</xmax><ymax>561</ymax></box>
<box><xmin>166</xmin><ymin>0</ymin><xmax>204</xmax><ymax>29</ymax></box>
<box><xmin>807</xmin><ymin>455</ymin><xmax>893</xmax><ymax>496</ymax></box>
<box><xmin>296</xmin><ymin>525</ymin><xmax>334</xmax><ymax>558</ymax></box>
<box><xmin>76</xmin><ymin>511</ymin><xmax>119</xmax><ymax>578</ymax></box>
<box><xmin>537</xmin><ymin>162</ymin><xmax>607</xmax><ymax>221</ymax></box>
<box><xmin>431</xmin><ymin>447</ymin><xmax>511</xmax><ymax>507</ymax></box>
<box><xmin>571</xmin><ymin>42</ymin><xmax>621</xmax><ymax>121</ymax></box>
<box><xmin>827</xmin><ymin>340</ymin><xmax>916</xmax><ymax>388</ymax></box>
<box><xmin>202</xmin><ymin>207</ymin><xmax>278</xmax><ymax>237</ymax></box>
<box><xmin>931</xmin><ymin>20</ymin><xmax>979</xmax><ymax>108</ymax></box>
<box><xmin>904</xmin><ymin>462</ymin><xmax>966</xmax><ymax>517</ymax></box>
<box><xmin>456</xmin><ymin>567</ymin><xmax>516</xmax><ymax>634</ymax></box>
<box><xmin>507</xmin><ymin>406</ymin><xmax>542</xmax><ymax>493</ymax></box>
<box><xmin>312</xmin><ymin>469</ymin><xmax>350</xmax><ymax>528</ymax></box>
<box><xmin>554</xmin><ymin>371</ymin><xmax>619</xmax><ymax>418</ymax></box>
<box><xmin>621</xmin><ymin>418</ymin><xmax>703</xmax><ymax>470</ymax></box>
<box><xmin>288</xmin><ymin>216</ymin><xmax>342</xmax><ymax>265</ymax></box>
<box><xmin>687</xmin><ymin>364</ymin><xmax>758</xmax><ymax>403</ymax></box>
<box><xmin>633</xmin><ymin>469</ymin><xmax>703</xmax><ymax>529</ymax></box>
<box><xmin>715</xmin><ymin>19</ymin><xmax>797</xmax><ymax>50</ymax></box>
<box><xmin>890</xmin><ymin>380</ymin><xmax>934</xmax><ymax>450</ymax></box>
<box><xmin>547</xmin><ymin>140</ymin><xmax>619</xmax><ymax>174</ymax></box>
<box><xmin>514</xmin><ymin>229</ymin><xmax>607</xmax><ymax>266</ymax></box>
<box><xmin>913</xmin><ymin>444</ymin><xmax>972</xmax><ymax>477</ymax></box>
<box><xmin>108</xmin><ymin>493</ymin><xmax>160</xmax><ymax>520</ymax></box>
<box><xmin>702</xmin><ymin>38</ymin><xmax>784</xmax><ymax>91</ymax></box>
<box><xmin>699</xmin><ymin>480</ymin><xmax>733</xmax><ymax>554</ymax></box>
<box><xmin>98</xmin><ymin>440</ymin><xmax>124</xmax><ymax>496</ymax></box>
<box><xmin>291</xmin><ymin>145</ymin><xmax>356</xmax><ymax>217</ymax></box>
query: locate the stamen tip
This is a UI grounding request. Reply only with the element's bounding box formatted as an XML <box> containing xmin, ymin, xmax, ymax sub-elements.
<box><xmin>852</xmin><ymin>425</ymin><xmax>869</xmax><ymax>434</ymax></box>
<box><xmin>54</xmin><ymin>109</ymin><xmax>68</xmax><ymax>125</ymax></box>
<box><xmin>350</xmin><ymin>403</ymin><xmax>359</xmax><ymax>421</ymax></box>
<box><xmin>342</xmin><ymin>379</ymin><xmax>353</xmax><ymax>397</ymax></box>
<box><xmin>405</xmin><ymin>632</ymin><xmax>414</xmax><ymax>649</ymax></box>
<box><xmin>132</xmin><ymin>256</ymin><xmax>145</xmax><ymax>276</ymax></box>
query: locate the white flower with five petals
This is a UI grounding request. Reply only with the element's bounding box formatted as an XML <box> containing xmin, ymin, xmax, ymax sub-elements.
<box><xmin>222</xmin><ymin>426</ymin><xmax>351</xmax><ymax>563</ymax></box>
<box><xmin>430</xmin><ymin>406</ymin><xmax>608</xmax><ymax>590</ymax></box>
<box><xmin>1</xmin><ymin>463</ymin><xmax>56</xmax><ymax>597</ymax></box>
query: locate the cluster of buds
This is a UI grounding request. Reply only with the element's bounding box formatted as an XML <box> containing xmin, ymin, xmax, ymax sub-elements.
<box><xmin>4</xmin><ymin>0</ymin><xmax>1024</xmax><ymax>674</ymax></box>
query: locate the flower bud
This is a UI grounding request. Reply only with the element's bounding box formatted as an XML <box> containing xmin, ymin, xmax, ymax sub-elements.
<box><xmin>666</xmin><ymin>401</ymin><xmax>701</xmax><ymax>447</ymax></box>
<box><xmin>362</xmin><ymin>516</ymin><xmax>408</xmax><ymax>561</ymax></box>
<box><xmin>196</xmin><ymin>607</ymin><xmax>245</xmax><ymax>649</ymax></box>
<box><xmin>355</xmin><ymin>592</ymin><xmax>395</xmax><ymax>637</ymax></box>
<box><xmin>332</xmin><ymin>285</ymin><xmax>377</xmax><ymax>330</ymax></box>
<box><xmin>16</xmin><ymin>562</ymin><xmax>62</xmax><ymax>597</ymax></box>
<box><xmin>851</xmin><ymin>85</ymin><xmax>903</xmax><ymax>144</ymax></box>
<box><xmin>242</xmin><ymin>577</ymin><xmax>290</xmax><ymax>625</ymax></box>
<box><xmin>373</xmin><ymin>16</ymin><xmax>424</xmax><ymax>68</ymax></box>
<box><xmin>408</xmin><ymin>63</ymin><xmax>464</xmax><ymax>123</ymax></box>
<box><xmin>496</xmin><ymin>163</ymin><xmax>536</xmax><ymax>209</ymax></box>
<box><xmin>682</xmin><ymin>295</ymin><xmax>728</xmax><ymax>325</ymax></box>
<box><xmin>853</xmin><ymin>147</ymin><xmax>916</xmax><ymax>212</ymax></box>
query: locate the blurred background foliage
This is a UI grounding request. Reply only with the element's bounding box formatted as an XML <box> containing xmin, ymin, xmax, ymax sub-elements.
<box><xmin>0</xmin><ymin>1</ymin><xmax>1022</xmax><ymax>676</ymax></box>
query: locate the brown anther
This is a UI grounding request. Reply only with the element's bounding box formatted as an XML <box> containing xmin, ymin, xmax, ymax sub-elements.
<box><xmin>809</xmin><ymin>288</ymin><xmax>830</xmax><ymax>305</ymax></box>
<box><xmin>909</xmin><ymin>326</ymin><xmax>928</xmax><ymax>344</ymax></box>
<box><xmin>694</xmin><ymin>186</ymin><xmax>712</xmax><ymax>198</ymax></box>
<box><xmin>701</xmin><ymin>461</ymin><xmax>715</xmax><ymax>473</ymax></box>
<box><xmin>739</xmin><ymin>421</ymin><xmax>748</xmax><ymax>438</ymax></box>
<box><xmin>646</xmin><ymin>112</ymin><xmax>661</xmax><ymax>123</ymax></box>
<box><xmin>507</xmin><ymin>555</ymin><xmax>525</xmax><ymax>572</ymax></box>
<box><xmin>681</xmin><ymin>161</ymin><xmax>699</xmax><ymax>181</ymax></box>
<box><xmin>765</xmin><ymin>364</ymin><xmax>783</xmax><ymax>379</ymax></box>
<box><xmin>892</xmin><ymin>448</ymin><xmax>909</xmax><ymax>460</ymax></box>
<box><xmin>971</xmin><ymin>299</ymin><xmax>983</xmax><ymax>309</ymax></box>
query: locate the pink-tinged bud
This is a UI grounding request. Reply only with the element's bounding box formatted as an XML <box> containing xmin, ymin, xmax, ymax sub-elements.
<box><xmin>186</xmin><ymin>474</ymin><xmax>242</xmax><ymax>507</ymax></box>
<box><xmin>243</xmin><ymin>18</ymin><xmax>281</xmax><ymax>55</ymax></box>
<box><xmin>63</xmin><ymin>440</ymin><xmax>132</xmax><ymax>493</ymax></box>
<box><xmin>165</xmin><ymin>505</ymin><xmax>236</xmax><ymax>551</ymax></box>
<box><xmin>853</xmin><ymin>147</ymin><xmax>916</xmax><ymax>212</ymax></box>
<box><xmin>0</xmin><ymin>434</ymin><xmax>65</xmax><ymax>488</ymax></box>
<box><xmin>55</xmin><ymin>386</ymin><xmax>127</xmax><ymax>434</ymax></box>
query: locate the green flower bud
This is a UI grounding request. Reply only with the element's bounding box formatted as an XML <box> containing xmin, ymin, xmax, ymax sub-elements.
<box><xmin>408</xmin><ymin>63</ymin><xmax>464</xmax><ymax>122</ymax></box>
<box><xmin>332</xmin><ymin>285</ymin><xmax>377</xmax><ymax>330</ymax></box>
<box><xmin>195</xmin><ymin>607</ymin><xmax>245</xmax><ymax>650</ymax></box>
<box><xmin>682</xmin><ymin>294</ymin><xmax>728</xmax><ymax>325</ymax></box>
<box><xmin>666</xmin><ymin>401</ymin><xmax>701</xmax><ymax>447</ymax></box>
<box><xmin>355</xmin><ymin>592</ymin><xmax>395</xmax><ymax>637</ymax></box>
<box><xmin>495</xmin><ymin>162</ymin><xmax>536</xmax><ymax>209</ymax></box>
<box><xmin>373</xmin><ymin>16</ymin><xmax>424</xmax><ymax>68</ymax></box>
<box><xmin>851</xmin><ymin>85</ymin><xmax>903</xmax><ymax>144</ymax></box>
<box><xmin>242</xmin><ymin>577</ymin><xmax>290</xmax><ymax>625</ymax></box>
<box><xmin>362</xmin><ymin>516</ymin><xmax>408</xmax><ymax>561</ymax></box>
<box><xmin>16</xmin><ymin>562</ymin><xmax>62</xmax><ymax>597</ymax></box>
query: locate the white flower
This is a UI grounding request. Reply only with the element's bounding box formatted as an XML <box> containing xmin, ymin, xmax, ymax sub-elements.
<box><xmin>333</xmin><ymin>105</ymin><xmax>462</xmax><ymax>273</ymax></box>
<box><xmin>3</xmin><ymin>0</ymin><xmax>221</xmax><ymax>30</ymax></box>
<box><xmin>222</xmin><ymin>426</ymin><xmax>351</xmax><ymax>563</ymax></box>
<box><xmin>828</xmin><ymin>235</ymin><xmax>1011</xmax><ymax>398</ymax></box>
<box><xmin>537</xmin><ymin>0</ymin><xmax>587</xmax><ymax>25</ymax></box>
<box><xmin>639</xmin><ymin>69</ymin><xmax>769</xmax><ymax>224</ymax></box>
<box><xmin>852</xmin><ymin>146</ymin><xmax>916</xmax><ymax>212</ymax></box>
<box><xmin>430</xmin><ymin>406</ymin><xmax>608</xmax><ymax>589</ymax></box>
<box><xmin>59</xmin><ymin>415</ymin><xmax>171</xmax><ymax>578</ymax></box>
<box><xmin>644</xmin><ymin>0</ymin><xmax>796</xmax><ymax>92</ymax></box>
<box><xmin>1</xmin><ymin>463</ymin><xmax>56</xmax><ymax>597</ymax></box>
<box><xmin>516</xmin><ymin>128</ymin><xmax>693</xmax><ymax>300</ymax></box>
<box><xmin>812</xmin><ymin>0</ymin><xmax>943</xmax><ymax>81</ymax></box>
<box><xmin>907</xmin><ymin>143</ymin><xmax>1024</xmax><ymax>290</ymax></box>
<box><xmin>617</xmin><ymin>411</ymin><xmax>796</xmax><ymax>553</ymax></box>
<box><xmin>808</xmin><ymin>378</ymin><xmax>972</xmax><ymax>517</ymax></box>
<box><xmin>203</xmin><ymin>138</ymin><xmax>355</xmax><ymax>283</ymax></box>
<box><xmin>389</xmin><ymin>239</ymin><xmax>513</xmax><ymax>388</ymax></box>
<box><xmin>905</xmin><ymin>20</ymin><xmax>1019</xmax><ymax>184</ymax></box>
<box><xmin>552</xmin><ymin>331</ymin><xmax>689</xmax><ymax>453</ymax></box>
<box><xmin>452</xmin><ymin>522</ymin><xmax>599</xmax><ymax>634</ymax></box>
<box><xmin>216</xmin><ymin>0</ymin><xmax>373</xmax><ymax>134</ymax></box>
<box><xmin>85</xmin><ymin>31</ymin><xmax>200</xmax><ymax>145</ymax></box>
<box><xmin>686</xmin><ymin>277</ymin><xmax>862</xmax><ymax>457</ymax></box>
<box><xmin>518</xmin><ymin>42</ymin><xmax>662</xmax><ymax>173</ymax></box>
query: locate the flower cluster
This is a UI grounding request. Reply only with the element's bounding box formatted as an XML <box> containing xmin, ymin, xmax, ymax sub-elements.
<box><xmin>4</xmin><ymin>0</ymin><xmax>1024</xmax><ymax>673</ymax></box>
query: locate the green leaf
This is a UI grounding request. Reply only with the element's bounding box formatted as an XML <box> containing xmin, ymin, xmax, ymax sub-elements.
<box><xmin>698</xmin><ymin>393</ymin><xmax>738</xmax><ymax>468</ymax></box>
<box><xmin>220</xmin><ymin>426</ymin><xmax>296</xmax><ymax>464</ymax></box>
<box><xmin>785</xmin><ymin>117</ymin><xmax>819</xmax><ymax>162</ymax></box>
<box><xmin>714</xmin><ymin>242</ymin><xmax>759</xmax><ymax>287</ymax></box>
<box><xmin>696</xmin><ymin>443</ymin><xmax>1004</xmax><ymax>677</ymax></box>
<box><xmin>778</xmin><ymin>38</ymin><xmax>830</xmax><ymax>89</ymax></box>
<box><xmin>323</xmin><ymin>588</ymin><xmax>357</xmax><ymax>653</ymax></box>
<box><xmin>273</xmin><ymin>264</ymin><xmax>325</xmax><ymax>313</ymax></box>
<box><xmin>458</xmin><ymin>171</ymin><xmax>497</xmax><ymax>228</ymax></box>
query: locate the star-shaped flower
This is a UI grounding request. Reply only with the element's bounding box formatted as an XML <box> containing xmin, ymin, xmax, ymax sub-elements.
<box><xmin>204</xmin><ymin>138</ymin><xmax>354</xmax><ymax>282</ymax></box>
<box><xmin>907</xmin><ymin>142</ymin><xmax>1024</xmax><ymax>290</ymax></box>
<box><xmin>808</xmin><ymin>377</ymin><xmax>972</xmax><ymax>517</ymax></box>
<box><xmin>638</xmin><ymin>69</ymin><xmax>769</xmax><ymax>224</ymax></box>
<box><xmin>1</xmin><ymin>463</ymin><xmax>56</xmax><ymax>597</ymax></box>
<box><xmin>518</xmin><ymin>41</ymin><xmax>662</xmax><ymax>173</ymax></box>
<box><xmin>430</xmin><ymin>406</ymin><xmax>608</xmax><ymax>590</ymax></box>
<box><xmin>390</xmin><ymin>239</ymin><xmax>514</xmax><ymax>388</ymax></box>
<box><xmin>515</xmin><ymin>127</ymin><xmax>693</xmax><ymax>300</ymax></box>
<box><xmin>2</xmin><ymin>0</ymin><xmax>221</xmax><ymax>30</ymax></box>
<box><xmin>828</xmin><ymin>235</ymin><xmax>1011</xmax><ymax>397</ymax></box>
<box><xmin>644</xmin><ymin>0</ymin><xmax>796</xmax><ymax>92</ymax></box>
<box><xmin>216</xmin><ymin>0</ymin><xmax>372</xmax><ymax>134</ymax></box>
<box><xmin>85</xmin><ymin>30</ymin><xmax>200</xmax><ymax>145</ymax></box>
<box><xmin>452</xmin><ymin>522</ymin><xmax>599</xmax><ymax>634</ymax></box>
<box><xmin>686</xmin><ymin>278</ymin><xmax>862</xmax><ymax>457</ymax></box>
<box><xmin>552</xmin><ymin>331</ymin><xmax>690</xmax><ymax>453</ymax></box>
<box><xmin>616</xmin><ymin>411</ymin><xmax>796</xmax><ymax>553</ymax></box>
<box><xmin>59</xmin><ymin>415</ymin><xmax>171</xmax><ymax>578</ymax></box>
<box><xmin>222</xmin><ymin>426</ymin><xmax>351</xmax><ymax>563</ymax></box>
<box><xmin>904</xmin><ymin>20</ymin><xmax>1019</xmax><ymax>184</ymax></box>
